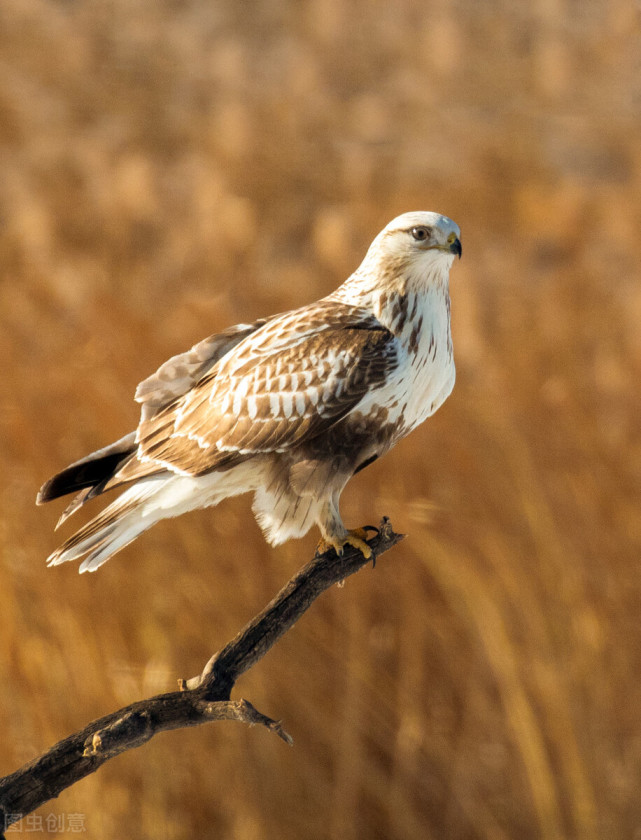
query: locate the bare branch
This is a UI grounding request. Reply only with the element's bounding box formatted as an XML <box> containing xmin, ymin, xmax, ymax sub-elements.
<box><xmin>0</xmin><ymin>518</ymin><xmax>403</xmax><ymax>833</ymax></box>
<box><xmin>188</xmin><ymin>517</ymin><xmax>404</xmax><ymax>692</ymax></box>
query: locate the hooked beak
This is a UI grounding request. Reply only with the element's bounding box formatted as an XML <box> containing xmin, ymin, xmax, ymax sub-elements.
<box><xmin>449</xmin><ymin>236</ymin><xmax>462</xmax><ymax>259</ymax></box>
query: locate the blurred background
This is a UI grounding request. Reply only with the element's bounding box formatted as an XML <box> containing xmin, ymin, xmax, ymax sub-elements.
<box><xmin>1</xmin><ymin>0</ymin><xmax>640</xmax><ymax>837</ymax></box>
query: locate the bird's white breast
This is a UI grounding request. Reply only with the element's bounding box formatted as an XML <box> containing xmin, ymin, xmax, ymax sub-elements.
<box><xmin>363</xmin><ymin>283</ymin><xmax>455</xmax><ymax>443</ymax></box>
<box><xmin>404</xmin><ymin>286</ymin><xmax>454</xmax><ymax>426</ymax></box>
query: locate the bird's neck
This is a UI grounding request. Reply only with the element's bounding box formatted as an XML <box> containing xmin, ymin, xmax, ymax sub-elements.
<box><xmin>330</xmin><ymin>259</ymin><xmax>451</xmax><ymax>333</ymax></box>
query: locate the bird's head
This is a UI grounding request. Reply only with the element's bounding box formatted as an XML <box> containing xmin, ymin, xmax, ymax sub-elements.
<box><xmin>361</xmin><ymin>211</ymin><xmax>462</xmax><ymax>287</ymax></box>
<box><xmin>381</xmin><ymin>210</ymin><xmax>461</xmax><ymax>259</ymax></box>
<box><xmin>332</xmin><ymin>211</ymin><xmax>462</xmax><ymax>305</ymax></box>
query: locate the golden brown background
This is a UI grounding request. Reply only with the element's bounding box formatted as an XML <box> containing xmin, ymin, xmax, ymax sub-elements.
<box><xmin>1</xmin><ymin>1</ymin><xmax>640</xmax><ymax>838</ymax></box>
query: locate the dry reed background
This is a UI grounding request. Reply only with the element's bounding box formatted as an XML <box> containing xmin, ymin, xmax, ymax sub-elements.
<box><xmin>1</xmin><ymin>1</ymin><xmax>640</xmax><ymax>838</ymax></box>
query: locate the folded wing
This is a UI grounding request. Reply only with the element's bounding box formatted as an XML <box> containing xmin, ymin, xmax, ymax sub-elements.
<box><xmin>115</xmin><ymin>302</ymin><xmax>398</xmax><ymax>482</ymax></box>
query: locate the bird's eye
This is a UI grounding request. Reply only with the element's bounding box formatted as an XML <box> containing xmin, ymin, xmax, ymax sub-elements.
<box><xmin>410</xmin><ymin>226</ymin><xmax>431</xmax><ymax>241</ymax></box>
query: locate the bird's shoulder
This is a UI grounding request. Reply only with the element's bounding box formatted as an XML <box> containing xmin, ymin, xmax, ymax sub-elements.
<box><xmin>186</xmin><ymin>298</ymin><xmax>398</xmax><ymax>407</ymax></box>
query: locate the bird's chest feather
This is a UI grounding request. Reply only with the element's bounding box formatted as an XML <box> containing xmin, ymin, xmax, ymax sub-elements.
<box><xmin>367</xmin><ymin>288</ymin><xmax>455</xmax><ymax>440</ymax></box>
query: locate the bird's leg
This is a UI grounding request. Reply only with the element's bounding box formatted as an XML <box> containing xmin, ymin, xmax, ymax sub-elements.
<box><xmin>315</xmin><ymin>497</ymin><xmax>375</xmax><ymax>560</ymax></box>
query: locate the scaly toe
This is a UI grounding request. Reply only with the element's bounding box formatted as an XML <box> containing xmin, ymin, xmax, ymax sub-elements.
<box><xmin>316</xmin><ymin>536</ymin><xmax>343</xmax><ymax>557</ymax></box>
<box><xmin>316</xmin><ymin>528</ymin><xmax>375</xmax><ymax>559</ymax></box>
<box><xmin>344</xmin><ymin>532</ymin><xmax>373</xmax><ymax>559</ymax></box>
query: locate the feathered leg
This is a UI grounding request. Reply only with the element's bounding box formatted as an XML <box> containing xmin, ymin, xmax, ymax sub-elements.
<box><xmin>316</xmin><ymin>493</ymin><xmax>373</xmax><ymax>559</ymax></box>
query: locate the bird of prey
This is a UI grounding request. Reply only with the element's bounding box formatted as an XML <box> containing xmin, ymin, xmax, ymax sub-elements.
<box><xmin>38</xmin><ymin>211</ymin><xmax>461</xmax><ymax>572</ymax></box>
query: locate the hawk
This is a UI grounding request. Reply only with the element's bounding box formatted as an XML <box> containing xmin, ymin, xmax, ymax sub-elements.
<box><xmin>38</xmin><ymin>211</ymin><xmax>462</xmax><ymax>572</ymax></box>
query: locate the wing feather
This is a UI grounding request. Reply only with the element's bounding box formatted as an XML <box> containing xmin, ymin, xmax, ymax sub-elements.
<box><xmin>135</xmin><ymin>318</ymin><xmax>272</xmax><ymax>420</ymax></box>
<box><xmin>118</xmin><ymin>302</ymin><xmax>398</xmax><ymax>479</ymax></box>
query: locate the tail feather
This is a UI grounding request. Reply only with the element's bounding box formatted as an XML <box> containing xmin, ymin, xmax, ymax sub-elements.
<box><xmin>43</xmin><ymin>463</ymin><xmax>264</xmax><ymax>572</ymax></box>
<box><xmin>55</xmin><ymin>487</ymin><xmax>93</xmax><ymax>530</ymax></box>
<box><xmin>46</xmin><ymin>482</ymin><xmax>162</xmax><ymax>573</ymax></box>
<box><xmin>37</xmin><ymin>432</ymin><xmax>138</xmax><ymax>506</ymax></box>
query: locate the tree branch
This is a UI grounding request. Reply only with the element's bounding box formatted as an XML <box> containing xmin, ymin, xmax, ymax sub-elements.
<box><xmin>0</xmin><ymin>518</ymin><xmax>404</xmax><ymax>833</ymax></box>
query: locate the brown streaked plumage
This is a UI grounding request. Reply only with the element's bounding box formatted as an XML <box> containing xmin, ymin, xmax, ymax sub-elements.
<box><xmin>38</xmin><ymin>211</ymin><xmax>461</xmax><ymax>572</ymax></box>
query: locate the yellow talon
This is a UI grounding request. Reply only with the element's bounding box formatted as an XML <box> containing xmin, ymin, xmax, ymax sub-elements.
<box><xmin>316</xmin><ymin>528</ymin><xmax>373</xmax><ymax>560</ymax></box>
<box><xmin>344</xmin><ymin>532</ymin><xmax>373</xmax><ymax>559</ymax></box>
